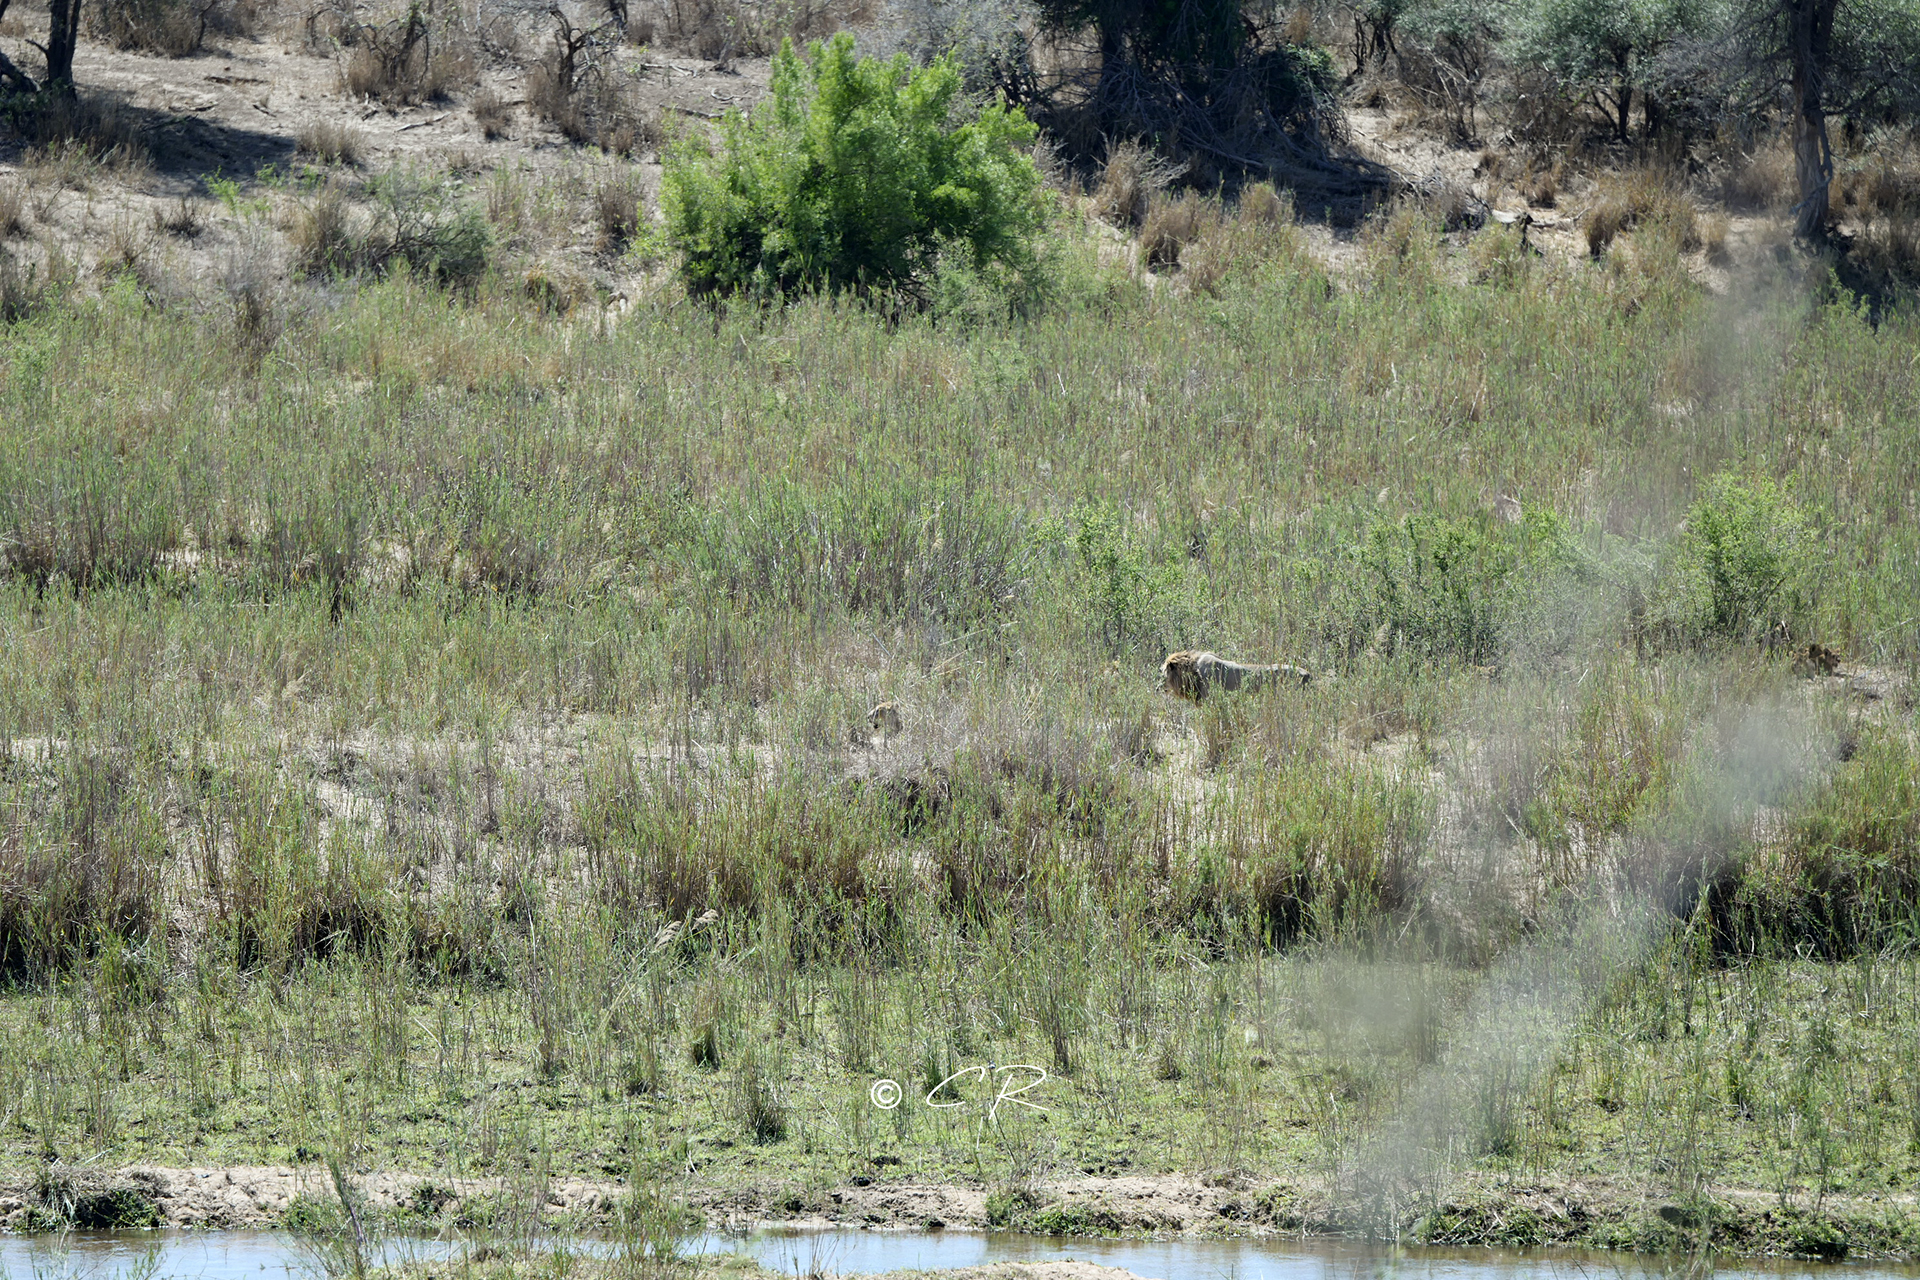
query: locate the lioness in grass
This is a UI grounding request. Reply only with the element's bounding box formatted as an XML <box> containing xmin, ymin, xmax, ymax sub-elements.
<box><xmin>1161</xmin><ymin>651</ymin><xmax>1311</xmax><ymax>703</ymax></box>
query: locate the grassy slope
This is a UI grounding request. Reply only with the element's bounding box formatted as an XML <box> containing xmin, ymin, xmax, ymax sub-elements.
<box><xmin>1</xmin><ymin>206</ymin><xmax>1918</xmax><ymax>1255</ymax></box>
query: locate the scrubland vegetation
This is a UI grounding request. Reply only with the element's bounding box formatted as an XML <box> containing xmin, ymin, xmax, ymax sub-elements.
<box><xmin>2</xmin><ymin>0</ymin><xmax>1920</xmax><ymax>1265</ymax></box>
<box><xmin>1</xmin><ymin>196</ymin><xmax>1918</xmax><ymax>1259</ymax></box>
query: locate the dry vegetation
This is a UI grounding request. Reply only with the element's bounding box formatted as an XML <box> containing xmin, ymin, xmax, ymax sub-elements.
<box><xmin>0</xmin><ymin>0</ymin><xmax>1918</xmax><ymax>1265</ymax></box>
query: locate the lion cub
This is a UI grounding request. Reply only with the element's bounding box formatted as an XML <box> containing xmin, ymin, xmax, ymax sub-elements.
<box><xmin>866</xmin><ymin>701</ymin><xmax>904</xmax><ymax>741</ymax></box>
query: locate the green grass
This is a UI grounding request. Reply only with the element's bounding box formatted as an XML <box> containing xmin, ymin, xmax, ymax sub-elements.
<box><xmin>0</xmin><ymin>203</ymin><xmax>1918</xmax><ymax>1254</ymax></box>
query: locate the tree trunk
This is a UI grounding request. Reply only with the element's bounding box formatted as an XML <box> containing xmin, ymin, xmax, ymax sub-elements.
<box><xmin>1787</xmin><ymin>0</ymin><xmax>1840</xmax><ymax>240</ymax></box>
<box><xmin>44</xmin><ymin>0</ymin><xmax>81</xmax><ymax>93</ymax></box>
<box><xmin>1613</xmin><ymin>47</ymin><xmax>1632</xmax><ymax>141</ymax></box>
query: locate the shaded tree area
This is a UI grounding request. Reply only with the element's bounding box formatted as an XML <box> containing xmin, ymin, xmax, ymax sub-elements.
<box><xmin>1002</xmin><ymin>0</ymin><xmax>1395</xmax><ymax>207</ymax></box>
<box><xmin>1722</xmin><ymin>0</ymin><xmax>1920</xmax><ymax>237</ymax></box>
<box><xmin>1349</xmin><ymin>0</ymin><xmax>1920</xmax><ymax>242</ymax></box>
<box><xmin>1634</xmin><ymin>0</ymin><xmax>1920</xmax><ymax>238</ymax></box>
<box><xmin>1503</xmin><ymin>0</ymin><xmax>1710</xmax><ymax>142</ymax></box>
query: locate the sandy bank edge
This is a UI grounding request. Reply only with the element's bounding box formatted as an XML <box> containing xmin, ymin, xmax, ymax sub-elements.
<box><xmin>1</xmin><ymin>1166</ymin><xmax>1916</xmax><ymax>1261</ymax></box>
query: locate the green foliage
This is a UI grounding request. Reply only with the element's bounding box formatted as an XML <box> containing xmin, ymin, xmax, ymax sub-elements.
<box><xmin>73</xmin><ymin>1186</ymin><xmax>161</xmax><ymax>1230</ymax></box>
<box><xmin>299</xmin><ymin>166</ymin><xmax>491</xmax><ymax>287</ymax></box>
<box><xmin>1771</xmin><ymin>1206</ymin><xmax>1851</xmax><ymax>1259</ymax></box>
<box><xmin>1503</xmin><ymin>0</ymin><xmax>1712</xmax><ymax>137</ymax></box>
<box><xmin>1034</xmin><ymin>501</ymin><xmax>1185</xmax><ymax>659</ymax></box>
<box><xmin>1325</xmin><ymin>507</ymin><xmax>1593</xmax><ymax>668</ymax></box>
<box><xmin>1677</xmin><ymin>471</ymin><xmax>1817</xmax><ymax>642</ymax></box>
<box><xmin>1744</xmin><ymin>732</ymin><xmax>1920</xmax><ymax>958</ymax></box>
<box><xmin>983</xmin><ymin>1186</ymin><xmax>1040</xmax><ymax>1226</ymax></box>
<box><xmin>661</xmin><ymin>34</ymin><xmax>1049</xmax><ymax>300</ymax></box>
<box><xmin>366</xmin><ymin>166</ymin><xmax>492</xmax><ymax>287</ymax></box>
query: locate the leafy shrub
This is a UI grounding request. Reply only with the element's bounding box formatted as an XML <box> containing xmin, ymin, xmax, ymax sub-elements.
<box><xmin>1721</xmin><ymin>732</ymin><xmax>1920</xmax><ymax>959</ymax></box>
<box><xmin>72</xmin><ymin>1186</ymin><xmax>162</xmax><ymax>1230</ymax></box>
<box><xmin>662</xmin><ymin>33</ymin><xmax>1049</xmax><ymax>300</ymax></box>
<box><xmin>1324</xmin><ymin>507</ymin><xmax>1591</xmax><ymax>668</ymax></box>
<box><xmin>367</xmin><ymin>166</ymin><xmax>491</xmax><ymax>285</ymax></box>
<box><xmin>1501</xmin><ymin>0</ymin><xmax>1710</xmax><ymax>142</ymax></box>
<box><xmin>1672</xmin><ymin>472</ymin><xmax>1817</xmax><ymax>643</ymax></box>
<box><xmin>1031</xmin><ymin>502</ymin><xmax>1184</xmax><ymax>659</ymax></box>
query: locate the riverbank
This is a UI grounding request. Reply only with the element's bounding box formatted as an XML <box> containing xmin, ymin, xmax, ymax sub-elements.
<box><xmin>6</xmin><ymin>1165</ymin><xmax>1917</xmax><ymax>1261</ymax></box>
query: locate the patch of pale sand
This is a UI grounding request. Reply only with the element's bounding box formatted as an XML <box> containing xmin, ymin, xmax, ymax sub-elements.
<box><xmin>872</xmin><ymin>1265</ymin><xmax>1165</xmax><ymax>1280</ymax></box>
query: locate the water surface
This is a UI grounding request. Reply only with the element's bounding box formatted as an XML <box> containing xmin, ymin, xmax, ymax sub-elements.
<box><xmin>3</xmin><ymin>1226</ymin><xmax>1911</xmax><ymax>1280</ymax></box>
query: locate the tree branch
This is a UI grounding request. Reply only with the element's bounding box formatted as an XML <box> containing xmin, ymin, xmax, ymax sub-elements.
<box><xmin>0</xmin><ymin>46</ymin><xmax>37</xmax><ymax>93</ymax></box>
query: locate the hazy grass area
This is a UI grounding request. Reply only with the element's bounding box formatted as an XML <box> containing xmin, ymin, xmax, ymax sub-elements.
<box><xmin>1</xmin><ymin>200</ymin><xmax>1918</xmax><ymax>1252</ymax></box>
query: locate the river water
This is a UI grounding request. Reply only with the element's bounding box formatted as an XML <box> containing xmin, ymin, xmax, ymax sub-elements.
<box><xmin>2</xmin><ymin>1227</ymin><xmax>1912</xmax><ymax>1280</ymax></box>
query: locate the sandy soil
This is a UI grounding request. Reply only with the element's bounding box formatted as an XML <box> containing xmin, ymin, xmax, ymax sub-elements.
<box><xmin>0</xmin><ymin>1166</ymin><xmax>1247</xmax><ymax>1233</ymax></box>
<box><xmin>0</xmin><ymin>4</ymin><xmax>772</xmax><ymax>291</ymax></box>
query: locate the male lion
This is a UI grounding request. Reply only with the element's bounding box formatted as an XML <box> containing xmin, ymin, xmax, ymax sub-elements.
<box><xmin>1161</xmin><ymin>651</ymin><xmax>1311</xmax><ymax>703</ymax></box>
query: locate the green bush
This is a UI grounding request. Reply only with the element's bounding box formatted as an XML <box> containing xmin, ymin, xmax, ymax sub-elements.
<box><xmin>1677</xmin><ymin>472</ymin><xmax>1817</xmax><ymax>642</ymax></box>
<box><xmin>1732</xmin><ymin>732</ymin><xmax>1920</xmax><ymax>958</ymax></box>
<box><xmin>695</xmin><ymin>478</ymin><xmax>1031</xmax><ymax>627</ymax></box>
<box><xmin>1324</xmin><ymin>507</ymin><xmax>1591</xmax><ymax>668</ymax></box>
<box><xmin>661</xmin><ymin>34</ymin><xmax>1049</xmax><ymax>300</ymax></box>
<box><xmin>1029</xmin><ymin>501</ymin><xmax>1188</xmax><ymax>659</ymax></box>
